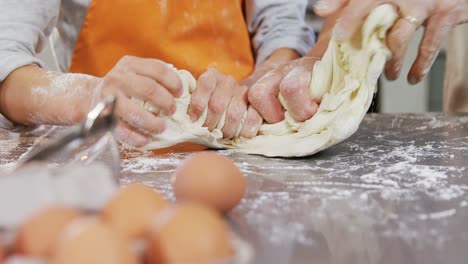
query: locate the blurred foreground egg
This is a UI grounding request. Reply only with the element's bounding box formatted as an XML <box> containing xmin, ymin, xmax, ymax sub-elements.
<box><xmin>51</xmin><ymin>217</ymin><xmax>138</xmax><ymax>264</ymax></box>
<box><xmin>0</xmin><ymin>242</ymin><xmax>4</xmax><ymax>261</ymax></box>
<box><xmin>147</xmin><ymin>202</ymin><xmax>234</xmax><ymax>264</ymax></box>
<box><xmin>173</xmin><ymin>152</ymin><xmax>245</xmax><ymax>213</ymax></box>
<box><xmin>101</xmin><ymin>183</ymin><xmax>168</xmax><ymax>240</ymax></box>
<box><xmin>14</xmin><ymin>206</ymin><xmax>80</xmax><ymax>258</ymax></box>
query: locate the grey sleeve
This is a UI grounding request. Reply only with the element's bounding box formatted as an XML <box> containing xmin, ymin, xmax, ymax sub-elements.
<box><xmin>0</xmin><ymin>0</ymin><xmax>60</xmax><ymax>130</ymax></box>
<box><xmin>0</xmin><ymin>0</ymin><xmax>60</xmax><ymax>82</ymax></box>
<box><xmin>245</xmin><ymin>0</ymin><xmax>315</xmax><ymax>66</ymax></box>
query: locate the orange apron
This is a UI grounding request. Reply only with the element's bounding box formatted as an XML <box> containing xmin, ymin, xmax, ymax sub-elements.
<box><xmin>69</xmin><ymin>0</ymin><xmax>255</xmax><ymax>153</ymax></box>
<box><xmin>69</xmin><ymin>0</ymin><xmax>254</xmax><ymax>80</ymax></box>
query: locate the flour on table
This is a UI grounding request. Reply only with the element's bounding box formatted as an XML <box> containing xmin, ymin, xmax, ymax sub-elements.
<box><xmin>137</xmin><ymin>5</ymin><xmax>398</xmax><ymax>157</ymax></box>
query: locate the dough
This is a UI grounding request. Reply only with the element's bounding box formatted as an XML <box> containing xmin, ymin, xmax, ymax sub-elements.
<box><xmin>138</xmin><ymin>5</ymin><xmax>398</xmax><ymax>157</ymax></box>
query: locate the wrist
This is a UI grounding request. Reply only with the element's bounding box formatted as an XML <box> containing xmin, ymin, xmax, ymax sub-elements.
<box><xmin>260</xmin><ymin>48</ymin><xmax>301</xmax><ymax>73</ymax></box>
<box><xmin>306</xmin><ymin>39</ymin><xmax>328</xmax><ymax>59</ymax></box>
<box><xmin>265</xmin><ymin>48</ymin><xmax>300</xmax><ymax>63</ymax></box>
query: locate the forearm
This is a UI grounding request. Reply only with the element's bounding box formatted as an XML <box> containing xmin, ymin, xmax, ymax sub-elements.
<box><xmin>0</xmin><ymin>65</ymin><xmax>99</xmax><ymax>126</ymax></box>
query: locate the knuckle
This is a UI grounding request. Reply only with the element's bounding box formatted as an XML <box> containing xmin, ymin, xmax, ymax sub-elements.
<box><xmin>226</xmin><ymin>111</ymin><xmax>240</xmax><ymax>124</ymax></box>
<box><xmin>226</xmin><ymin>76</ymin><xmax>237</xmax><ymax>85</ymax></box>
<box><xmin>155</xmin><ymin>63</ymin><xmax>169</xmax><ymax>76</ymax></box>
<box><xmin>105</xmin><ymin>72</ymin><xmax>121</xmax><ymax>84</ymax></box>
<box><xmin>152</xmin><ymin>119</ymin><xmax>166</xmax><ymax>134</ymax></box>
<box><xmin>208</xmin><ymin>99</ymin><xmax>225</xmax><ymax>115</ymax></box>
<box><xmin>115</xmin><ymin>125</ymin><xmax>131</xmax><ymax>142</ymax></box>
<box><xmin>206</xmin><ymin>68</ymin><xmax>220</xmax><ymax>76</ymax></box>
<box><xmin>196</xmin><ymin>76</ymin><xmax>215</xmax><ymax>91</ymax></box>
<box><xmin>126</xmin><ymin>107</ymin><xmax>145</xmax><ymax>123</ymax></box>
<box><xmin>218</xmin><ymin>75</ymin><xmax>236</xmax><ymax>90</ymax></box>
<box><xmin>279</xmin><ymin>81</ymin><xmax>298</xmax><ymax>97</ymax></box>
<box><xmin>248</xmin><ymin>84</ymin><xmax>269</xmax><ymax>104</ymax></box>
<box><xmin>140</xmin><ymin>82</ymin><xmax>156</xmax><ymax>98</ymax></box>
<box><xmin>245</xmin><ymin>110</ymin><xmax>258</xmax><ymax>124</ymax></box>
<box><xmin>119</xmin><ymin>55</ymin><xmax>135</xmax><ymax>65</ymax></box>
<box><xmin>190</xmin><ymin>100</ymin><xmax>205</xmax><ymax>115</ymax></box>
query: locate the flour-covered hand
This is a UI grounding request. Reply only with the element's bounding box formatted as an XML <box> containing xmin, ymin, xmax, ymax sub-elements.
<box><xmin>97</xmin><ymin>56</ymin><xmax>182</xmax><ymax>147</ymax></box>
<box><xmin>248</xmin><ymin>57</ymin><xmax>320</xmax><ymax>124</ymax></box>
<box><xmin>188</xmin><ymin>69</ymin><xmax>261</xmax><ymax>139</ymax></box>
<box><xmin>313</xmin><ymin>0</ymin><xmax>468</xmax><ymax>84</ymax></box>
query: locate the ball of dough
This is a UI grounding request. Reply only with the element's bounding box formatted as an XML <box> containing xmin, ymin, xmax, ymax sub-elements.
<box><xmin>51</xmin><ymin>217</ymin><xmax>138</xmax><ymax>264</ymax></box>
<box><xmin>173</xmin><ymin>152</ymin><xmax>245</xmax><ymax>213</ymax></box>
<box><xmin>147</xmin><ymin>202</ymin><xmax>233</xmax><ymax>264</ymax></box>
<box><xmin>14</xmin><ymin>206</ymin><xmax>81</xmax><ymax>258</ymax></box>
<box><xmin>101</xmin><ymin>183</ymin><xmax>168</xmax><ymax>240</ymax></box>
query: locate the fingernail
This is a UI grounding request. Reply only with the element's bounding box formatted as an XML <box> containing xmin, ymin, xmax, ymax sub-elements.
<box><xmin>163</xmin><ymin>105</ymin><xmax>176</xmax><ymax>116</ymax></box>
<box><xmin>177</xmin><ymin>87</ymin><xmax>183</xmax><ymax>98</ymax></box>
<box><xmin>390</xmin><ymin>64</ymin><xmax>401</xmax><ymax>80</ymax></box>
<box><xmin>333</xmin><ymin>24</ymin><xmax>346</xmax><ymax>41</ymax></box>
<box><xmin>409</xmin><ymin>75</ymin><xmax>421</xmax><ymax>85</ymax></box>
<box><xmin>394</xmin><ymin>64</ymin><xmax>401</xmax><ymax>75</ymax></box>
<box><xmin>188</xmin><ymin>109</ymin><xmax>197</xmax><ymax>121</ymax></box>
<box><xmin>314</xmin><ymin>0</ymin><xmax>329</xmax><ymax>12</ymax></box>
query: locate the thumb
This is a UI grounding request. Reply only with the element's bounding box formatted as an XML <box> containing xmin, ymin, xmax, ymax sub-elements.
<box><xmin>313</xmin><ymin>0</ymin><xmax>348</xmax><ymax>16</ymax></box>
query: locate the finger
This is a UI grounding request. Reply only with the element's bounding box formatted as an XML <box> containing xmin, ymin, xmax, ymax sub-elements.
<box><xmin>121</xmin><ymin>74</ymin><xmax>176</xmax><ymax>115</ymax></box>
<box><xmin>221</xmin><ymin>86</ymin><xmax>248</xmax><ymax>139</ymax></box>
<box><xmin>384</xmin><ymin>17</ymin><xmax>419</xmax><ymax>80</ymax></box>
<box><xmin>239</xmin><ymin>106</ymin><xmax>263</xmax><ymax>139</ymax></box>
<box><xmin>248</xmin><ymin>70</ymin><xmax>285</xmax><ymax>124</ymax></box>
<box><xmin>204</xmin><ymin>76</ymin><xmax>236</xmax><ymax>131</ymax></box>
<box><xmin>114</xmin><ymin>121</ymin><xmax>150</xmax><ymax>148</ymax></box>
<box><xmin>333</xmin><ymin>0</ymin><xmax>383</xmax><ymax>41</ymax></box>
<box><xmin>408</xmin><ymin>18</ymin><xmax>448</xmax><ymax>85</ymax></box>
<box><xmin>115</xmin><ymin>94</ymin><xmax>167</xmax><ymax>135</ymax></box>
<box><xmin>314</xmin><ymin>0</ymin><xmax>349</xmax><ymax>16</ymax></box>
<box><xmin>279</xmin><ymin>68</ymin><xmax>318</xmax><ymax>122</ymax></box>
<box><xmin>188</xmin><ymin>68</ymin><xmax>219</xmax><ymax>121</ymax></box>
<box><xmin>120</xmin><ymin>56</ymin><xmax>183</xmax><ymax>97</ymax></box>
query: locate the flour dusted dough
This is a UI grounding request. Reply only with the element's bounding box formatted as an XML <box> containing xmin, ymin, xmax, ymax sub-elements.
<box><xmin>139</xmin><ymin>5</ymin><xmax>398</xmax><ymax>157</ymax></box>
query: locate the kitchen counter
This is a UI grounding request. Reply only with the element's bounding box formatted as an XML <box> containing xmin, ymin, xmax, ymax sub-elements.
<box><xmin>1</xmin><ymin>113</ymin><xmax>468</xmax><ymax>264</ymax></box>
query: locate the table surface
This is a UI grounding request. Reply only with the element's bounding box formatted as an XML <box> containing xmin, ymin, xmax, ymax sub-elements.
<box><xmin>1</xmin><ymin>113</ymin><xmax>468</xmax><ymax>264</ymax></box>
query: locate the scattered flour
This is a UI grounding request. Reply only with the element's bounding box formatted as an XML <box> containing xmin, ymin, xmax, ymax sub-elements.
<box><xmin>29</xmin><ymin>72</ymin><xmax>96</xmax><ymax>125</ymax></box>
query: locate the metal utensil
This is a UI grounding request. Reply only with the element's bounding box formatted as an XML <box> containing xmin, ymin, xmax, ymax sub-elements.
<box><xmin>21</xmin><ymin>96</ymin><xmax>118</xmax><ymax>163</ymax></box>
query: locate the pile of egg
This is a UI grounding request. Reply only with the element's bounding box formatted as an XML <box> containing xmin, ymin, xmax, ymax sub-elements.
<box><xmin>0</xmin><ymin>152</ymin><xmax>246</xmax><ymax>264</ymax></box>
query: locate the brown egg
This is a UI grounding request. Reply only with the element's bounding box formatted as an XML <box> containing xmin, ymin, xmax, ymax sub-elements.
<box><xmin>147</xmin><ymin>202</ymin><xmax>234</xmax><ymax>264</ymax></box>
<box><xmin>51</xmin><ymin>217</ymin><xmax>138</xmax><ymax>264</ymax></box>
<box><xmin>13</xmin><ymin>206</ymin><xmax>80</xmax><ymax>258</ymax></box>
<box><xmin>101</xmin><ymin>183</ymin><xmax>168</xmax><ymax>240</ymax></box>
<box><xmin>173</xmin><ymin>152</ymin><xmax>246</xmax><ymax>213</ymax></box>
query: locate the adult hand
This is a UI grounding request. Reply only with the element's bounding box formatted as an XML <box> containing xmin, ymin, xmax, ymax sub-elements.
<box><xmin>313</xmin><ymin>0</ymin><xmax>468</xmax><ymax>84</ymax></box>
<box><xmin>248</xmin><ymin>56</ymin><xmax>320</xmax><ymax>124</ymax></box>
<box><xmin>97</xmin><ymin>56</ymin><xmax>182</xmax><ymax>147</ymax></box>
<box><xmin>187</xmin><ymin>68</ymin><xmax>262</xmax><ymax>139</ymax></box>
